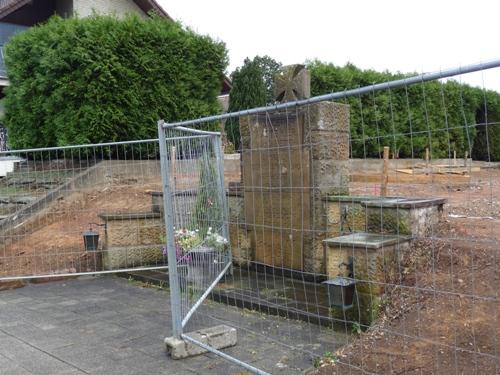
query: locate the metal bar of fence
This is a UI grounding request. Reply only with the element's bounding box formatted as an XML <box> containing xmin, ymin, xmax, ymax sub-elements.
<box><xmin>0</xmin><ymin>135</ymin><xmax>214</xmax><ymax>156</ymax></box>
<box><xmin>0</xmin><ymin>138</ymin><xmax>160</xmax><ymax>155</ymax></box>
<box><xmin>181</xmin><ymin>333</ymin><xmax>271</xmax><ymax>375</ymax></box>
<box><xmin>181</xmin><ymin>261</ymin><xmax>232</xmax><ymax>328</ymax></box>
<box><xmin>213</xmin><ymin>135</ymin><xmax>232</xmax><ymax>276</ymax></box>
<box><xmin>175</xmin><ymin>126</ymin><xmax>221</xmax><ymax>136</ymax></box>
<box><xmin>0</xmin><ymin>266</ymin><xmax>169</xmax><ymax>282</ymax></box>
<box><xmin>158</xmin><ymin>119</ymin><xmax>183</xmax><ymax>339</ymax></box>
<box><xmin>162</xmin><ymin>58</ymin><xmax>500</xmax><ymax>128</ymax></box>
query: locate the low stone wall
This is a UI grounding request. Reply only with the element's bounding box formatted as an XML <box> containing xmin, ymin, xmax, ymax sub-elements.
<box><xmin>363</xmin><ymin>198</ymin><xmax>446</xmax><ymax>237</ymax></box>
<box><xmin>101</xmin><ymin>245</ymin><xmax>165</xmax><ymax>270</ymax></box>
<box><xmin>349</xmin><ymin>158</ymin><xmax>500</xmax><ymax>172</ymax></box>
<box><xmin>98</xmin><ymin>212</ymin><xmax>164</xmax><ymax>270</ymax></box>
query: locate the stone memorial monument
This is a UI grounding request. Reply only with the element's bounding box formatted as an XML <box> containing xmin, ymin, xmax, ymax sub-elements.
<box><xmin>239</xmin><ymin>64</ymin><xmax>350</xmax><ymax>273</ymax></box>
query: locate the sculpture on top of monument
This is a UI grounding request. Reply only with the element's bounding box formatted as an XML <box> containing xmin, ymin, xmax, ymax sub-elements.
<box><xmin>273</xmin><ymin>64</ymin><xmax>311</xmax><ymax>103</ymax></box>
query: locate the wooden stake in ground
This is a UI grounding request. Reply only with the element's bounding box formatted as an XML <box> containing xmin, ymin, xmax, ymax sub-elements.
<box><xmin>425</xmin><ymin>147</ymin><xmax>430</xmax><ymax>175</ymax></box>
<box><xmin>381</xmin><ymin>146</ymin><xmax>389</xmax><ymax>197</ymax></box>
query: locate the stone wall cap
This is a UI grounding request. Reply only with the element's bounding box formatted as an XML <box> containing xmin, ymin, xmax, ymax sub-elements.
<box><xmin>361</xmin><ymin>197</ymin><xmax>446</xmax><ymax>209</ymax></box>
<box><xmin>324</xmin><ymin>232</ymin><xmax>412</xmax><ymax>249</ymax></box>
<box><xmin>99</xmin><ymin>212</ymin><xmax>162</xmax><ymax>221</ymax></box>
<box><xmin>150</xmin><ymin>190</ymin><xmax>197</xmax><ymax>197</ymax></box>
<box><xmin>324</xmin><ymin>195</ymin><xmax>398</xmax><ymax>203</ymax></box>
<box><xmin>223</xmin><ymin>153</ymin><xmax>240</xmax><ymax>160</ymax></box>
<box><xmin>151</xmin><ymin>189</ymin><xmax>241</xmax><ymax>198</ymax></box>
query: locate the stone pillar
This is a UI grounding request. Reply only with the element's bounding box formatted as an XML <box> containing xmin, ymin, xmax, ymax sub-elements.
<box><xmin>240</xmin><ymin>65</ymin><xmax>350</xmax><ymax>274</ymax></box>
<box><xmin>306</xmin><ymin>102</ymin><xmax>350</xmax><ymax>273</ymax></box>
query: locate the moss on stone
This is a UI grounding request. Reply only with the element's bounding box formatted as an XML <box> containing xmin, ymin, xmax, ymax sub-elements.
<box><xmin>367</xmin><ymin>209</ymin><xmax>411</xmax><ymax>235</ymax></box>
<box><xmin>329</xmin><ymin>291</ymin><xmax>382</xmax><ymax>327</ymax></box>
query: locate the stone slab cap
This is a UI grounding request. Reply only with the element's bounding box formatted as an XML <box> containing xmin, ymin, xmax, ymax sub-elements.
<box><xmin>149</xmin><ymin>190</ymin><xmax>197</xmax><ymax>197</ymax></box>
<box><xmin>361</xmin><ymin>197</ymin><xmax>446</xmax><ymax>209</ymax></box>
<box><xmin>324</xmin><ymin>195</ymin><xmax>398</xmax><ymax>203</ymax></box>
<box><xmin>323</xmin><ymin>232</ymin><xmax>411</xmax><ymax>249</ymax></box>
<box><xmin>98</xmin><ymin>212</ymin><xmax>162</xmax><ymax>221</ymax></box>
<box><xmin>165</xmin><ymin>325</ymin><xmax>237</xmax><ymax>359</ymax></box>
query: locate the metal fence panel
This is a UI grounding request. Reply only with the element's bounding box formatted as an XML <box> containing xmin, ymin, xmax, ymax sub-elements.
<box><xmin>158</xmin><ymin>123</ymin><xmax>231</xmax><ymax>339</ymax></box>
<box><xmin>0</xmin><ymin>139</ymin><xmax>168</xmax><ymax>281</ymax></box>
<box><xmin>158</xmin><ymin>60</ymin><xmax>500</xmax><ymax>374</ymax></box>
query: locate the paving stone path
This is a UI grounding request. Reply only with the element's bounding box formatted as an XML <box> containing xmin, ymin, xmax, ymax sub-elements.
<box><xmin>0</xmin><ymin>276</ymin><xmax>348</xmax><ymax>375</ymax></box>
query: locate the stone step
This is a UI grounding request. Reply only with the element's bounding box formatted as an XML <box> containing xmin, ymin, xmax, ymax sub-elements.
<box><xmin>323</xmin><ymin>232</ymin><xmax>414</xmax><ymax>325</ymax></box>
<box><xmin>360</xmin><ymin>197</ymin><xmax>446</xmax><ymax>209</ymax></box>
<box><xmin>323</xmin><ymin>232</ymin><xmax>412</xmax><ymax>250</ymax></box>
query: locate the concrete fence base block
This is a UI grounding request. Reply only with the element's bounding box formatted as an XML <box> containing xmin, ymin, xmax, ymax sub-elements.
<box><xmin>165</xmin><ymin>325</ymin><xmax>237</xmax><ymax>359</ymax></box>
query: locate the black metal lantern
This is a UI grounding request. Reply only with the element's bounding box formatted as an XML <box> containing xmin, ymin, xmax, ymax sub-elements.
<box><xmin>322</xmin><ymin>277</ymin><xmax>356</xmax><ymax>310</ymax></box>
<box><xmin>83</xmin><ymin>229</ymin><xmax>99</xmax><ymax>251</ymax></box>
<box><xmin>83</xmin><ymin>223</ymin><xmax>105</xmax><ymax>251</ymax></box>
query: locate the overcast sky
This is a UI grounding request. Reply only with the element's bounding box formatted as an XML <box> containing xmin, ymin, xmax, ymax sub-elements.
<box><xmin>159</xmin><ymin>0</ymin><xmax>500</xmax><ymax>92</ymax></box>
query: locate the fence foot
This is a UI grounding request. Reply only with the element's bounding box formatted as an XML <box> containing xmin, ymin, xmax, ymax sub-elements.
<box><xmin>165</xmin><ymin>325</ymin><xmax>237</xmax><ymax>359</ymax></box>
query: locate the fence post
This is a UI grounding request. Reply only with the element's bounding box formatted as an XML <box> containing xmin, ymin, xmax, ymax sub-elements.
<box><xmin>170</xmin><ymin>145</ymin><xmax>177</xmax><ymax>190</ymax></box>
<box><xmin>213</xmin><ymin>135</ymin><xmax>232</xmax><ymax>274</ymax></box>
<box><xmin>381</xmin><ymin>146</ymin><xmax>389</xmax><ymax>197</ymax></box>
<box><xmin>158</xmin><ymin>120</ymin><xmax>183</xmax><ymax>339</ymax></box>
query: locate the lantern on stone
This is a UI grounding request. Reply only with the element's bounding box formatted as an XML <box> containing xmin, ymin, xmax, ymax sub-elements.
<box><xmin>322</xmin><ymin>277</ymin><xmax>356</xmax><ymax>310</ymax></box>
<box><xmin>82</xmin><ymin>223</ymin><xmax>105</xmax><ymax>251</ymax></box>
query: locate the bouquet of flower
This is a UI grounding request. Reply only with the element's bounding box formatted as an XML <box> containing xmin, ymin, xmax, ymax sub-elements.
<box><xmin>174</xmin><ymin>228</ymin><xmax>199</xmax><ymax>262</ymax></box>
<box><xmin>204</xmin><ymin>227</ymin><xmax>229</xmax><ymax>252</ymax></box>
<box><xmin>162</xmin><ymin>227</ymin><xmax>228</xmax><ymax>263</ymax></box>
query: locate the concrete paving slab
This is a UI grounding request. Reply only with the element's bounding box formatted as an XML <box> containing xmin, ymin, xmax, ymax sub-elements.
<box><xmin>0</xmin><ymin>276</ymin><xmax>347</xmax><ymax>374</ymax></box>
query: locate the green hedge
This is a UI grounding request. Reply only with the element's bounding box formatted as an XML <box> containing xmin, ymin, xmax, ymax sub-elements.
<box><xmin>308</xmin><ymin>61</ymin><xmax>500</xmax><ymax>160</ymax></box>
<box><xmin>226</xmin><ymin>56</ymin><xmax>282</xmax><ymax>150</ymax></box>
<box><xmin>471</xmin><ymin>91</ymin><xmax>500</xmax><ymax>162</ymax></box>
<box><xmin>4</xmin><ymin>15</ymin><xmax>228</xmax><ymax>149</ymax></box>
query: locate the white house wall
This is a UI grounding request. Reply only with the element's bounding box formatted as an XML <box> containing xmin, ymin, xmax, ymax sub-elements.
<box><xmin>72</xmin><ymin>0</ymin><xmax>147</xmax><ymax>19</ymax></box>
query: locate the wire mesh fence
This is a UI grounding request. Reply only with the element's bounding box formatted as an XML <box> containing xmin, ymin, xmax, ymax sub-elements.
<box><xmin>0</xmin><ymin>139</ymin><xmax>168</xmax><ymax>280</ymax></box>
<box><xmin>159</xmin><ymin>61</ymin><xmax>499</xmax><ymax>374</ymax></box>
<box><xmin>158</xmin><ymin>125</ymin><xmax>231</xmax><ymax>335</ymax></box>
<box><xmin>0</xmin><ymin>60</ymin><xmax>497</xmax><ymax>375</ymax></box>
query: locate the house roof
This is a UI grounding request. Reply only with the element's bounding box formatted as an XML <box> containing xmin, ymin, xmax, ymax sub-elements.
<box><xmin>0</xmin><ymin>0</ymin><xmax>173</xmax><ymax>20</ymax></box>
<box><xmin>0</xmin><ymin>0</ymin><xmax>30</xmax><ymax>19</ymax></box>
<box><xmin>132</xmin><ymin>0</ymin><xmax>172</xmax><ymax>21</ymax></box>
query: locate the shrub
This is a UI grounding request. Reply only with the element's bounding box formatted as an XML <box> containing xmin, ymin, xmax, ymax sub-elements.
<box><xmin>307</xmin><ymin>61</ymin><xmax>491</xmax><ymax>159</ymax></box>
<box><xmin>3</xmin><ymin>14</ymin><xmax>228</xmax><ymax>149</ymax></box>
<box><xmin>472</xmin><ymin>89</ymin><xmax>500</xmax><ymax>161</ymax></box>
<box><xmin>226</xmin><ymin>56</ymin><xmax>281</xmax><ymax>150</ymax></box>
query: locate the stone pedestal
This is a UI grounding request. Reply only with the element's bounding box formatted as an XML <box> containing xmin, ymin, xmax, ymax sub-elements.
<box><xmin>324</xmin><ymin>233</ymin><xmax>411</xmax><ymax>325</ymax></box>
<box><xmin>98</xmin><ymin>212</ymin><xmax>165</xmax><ymax>269</ymax></box>
<box><xmin>362</xmin><ymin>197</ymin><xmax>446</xmax><ymax>236</ymax></box>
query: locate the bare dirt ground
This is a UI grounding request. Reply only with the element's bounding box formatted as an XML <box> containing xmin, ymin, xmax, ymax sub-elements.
<box><xmin>315</xmin><ymin>168</ymin><xmax>500</xmax><ymax>374</ymax></box>
<box><xmin>0</xmin><ymin>178</ymin><xmax>161</xmax><ymax>278</ymax></box>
